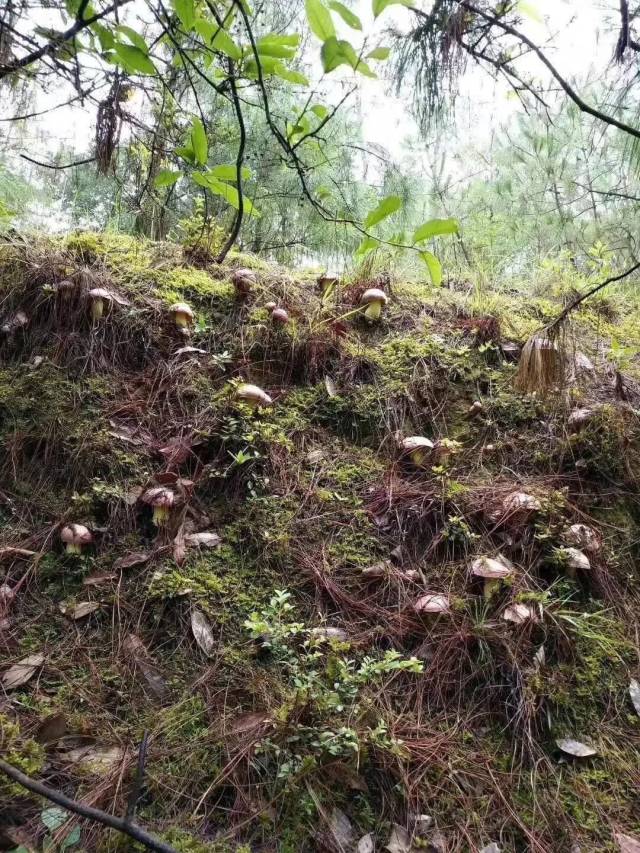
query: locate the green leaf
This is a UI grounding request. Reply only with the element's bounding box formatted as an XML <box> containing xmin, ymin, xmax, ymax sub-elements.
<box><xmin>192</xmin><ymin>172</ymin><xmax>260</xmax><ymax>216</ymax></box>
<box><xmin>257</xmin><ymin>33</ymin><xmax>300</xmax><ymax>58</ymax></box>
<box><xmin>175</xmin><ymin>145</ymin><xmax>195</xmax><ymax>164</ymax></box>
<box><xmin>419</xmin><ymin>250</ymin><xmax>442</xmax><ymax>286</ymax></box>
<box><xmin>328</xmin><ymin>1</ymin><xmax>362</xmax><ymax>29</ymax></box>
<box><xmin>116</xmin><ymin>25</ymin><xmax>149</xmax><ymax>53</ymax></box>
<box><xmin>210</xmin><ymin>164</ymin><xmax>252</xmax><ymax>181</ymax></box>
<box><xmin>412</xmin><ymin>217</ymin><xmax>459</xmax><ymax>242</ymax></box>
<box><xmin>211</xmin><ymin>26</ymin><xmax>242</xmax><ymax>59</ymax></box>
<box><xmin>173</xmin><ymin>0</ymin><xmax>196</xmax><ymax>30</ymax></box>
<box><xmin>366</xmin><ymin>46</ymin><xmax>390</xmax><ymax>59</ymax></box>
<box><xmin>154</xmin><ymin>169</ymin><xmax>182</xmax><ymax>187</ymax></box>
<box><xmin>41</xmin><ymin>808</ymin><xmax>68</xmax><ymax>833</ymax></box>
<box><xmin>190</xmin><ymin>117</ymin><xmax>208</xmax><ymax>166</ymax></box>
<box><xmin>355</xmin><ymin>236</ymin><xmax>379</xmax><ymax>257</ymax></box>
<box><xmin>273</xmin><ymin>62</ymin><xmax>309</xmax><ymax>84</ymax></box>
<box><xmin>311</xmin><ymin>104</ymin><xmax>329</xmax><ymax>119</ymax></box>
<box><xmin>305</xmin><ymin>0</ymin><xmax>336</xmax><ymax>41</ymax></box>
<box><xmin>354</xmin><ymin>59</ymin><xmax>376</xmax><ymax>77</ymax></box>
<box><xmin>372</xmin><ymin>0</ymin><xmax>414</xmax><ymax>17</ymax></box>
<box><xmin>517</xmin><ymin>0</ymin><xmax>543</xmax><ymax>22</ymax></box>
<box><xmin>321</xmin><ymin>36</ymin><xmax>358</xmax><ymax>72</ymax></box>
<box><xmin>113</xmin><ymin>43</ymin><xmax>156</xmax><ymax>75</ymax></box>
<box><xmin>364</xmin><ymin>195</ymin><xmax>402</xmax><ymax>228</ymax></box>
<box><xmin>92</xmin><ymin>22</ymin><xmax>115</xmax><ymax>50</ymax></box>
<box><xmin>61</xmin><ymin>826</ymin><xmax>81</xmax><ymax>850</ymax></box>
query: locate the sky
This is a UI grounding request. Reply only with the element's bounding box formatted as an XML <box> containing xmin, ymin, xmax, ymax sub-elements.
<box><xmin>1</xmin><ymin>1</ymin><xmax>623</xmax><ymax>194</ymax></box>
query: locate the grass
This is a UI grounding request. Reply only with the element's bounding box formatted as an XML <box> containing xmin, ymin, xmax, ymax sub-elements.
<box><xmin>0</xmin><ymin>232</ymin><xmax>639</xmax><ymax>852</ymax></box>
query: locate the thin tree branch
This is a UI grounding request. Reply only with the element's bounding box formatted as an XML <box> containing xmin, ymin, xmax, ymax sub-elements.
<box><xmin>548</xmin><ymin>261</ymin><xmax>640</xmax><ymax>331</ymax></box>
<box><xmin>0</xmin><ymin>758</ymin><xmax>179</xmax><ymax>853</ymax></box>
<box><xmin>216</xmin><ymin>60</ymin><xmax>246</xmax><ymax>263</ymax></box>
<box><xmin>19</xmin><ymin>153</ymin><xmax>97</xmax><ymax>169</ymax></box>
<box><xmin>0</xmin><ymin>0</ymin><xmax>131</xmax><ymax>79</ymax></box>
<box><xmin>456</xmin><ymin>1</ymin><xmax>640</xmax><ymax>141</ymax></box>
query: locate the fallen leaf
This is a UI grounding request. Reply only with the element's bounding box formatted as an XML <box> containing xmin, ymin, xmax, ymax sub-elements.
<box><xmin>324</xmin><ymin>761</ymin><xmax>368</xmax><ymax>792</ymax></box>
<box><xmin>173</xmin><ymin>525</ymin><xmax>186</xmax><ymax>566</ymax></box>
<box><xmin>159</xmin><ymin>438</ymin><xmax>193</xmax><ymax>465</ymax></box>
<box><xmin>385</xmin><ymin>824</ymin><xmax>413</xmax><ymax>853</ymax></box>
<box><xmin>65</xmin><ymin>744</ymin><xmax>124</xmax><ymax>774</ymax></box>
<box><xmin>83</xmin><ymin>571</ymin><xmax>117</xmax><ymax>587</ymax></box>
<box><xmin>113</xmin><ymin>551</ymin><xmax>151</xmax><ymax>570</ymax></box>
<box><xmin>59</xmin><ymin>601</ymin><xmax>101</xmax><ymax>620</ymax></box>
<box><xmin>184</xmin><ymin>531</ymin><xmax>221</xmax><ymax>549</ymax></box>
<box><xmin>2</xmin><ymin>653</ymin><xmax>45</xmax><ymax>689</ymax></box>
<box><xmin>629</xmin><ymin>679</ymin><xmax>640</xmax><ymax>716</ymax></box>
<box><xmin>228</xmin><ymin>711</ymin><xmax>270</xmax><ymax>736</ymax></box>
<box><xmin>358</xmin><ymin>834</ymin><xmax>375</xmax><ymax>853</ymax></box>
<box><xmin>328</xmin><ymin>807</ymin><xmax>354</xmax><ymax>850</ymax></box>
<box><xmin>36</xmin><ymin>712</ymin><xmax>67</xmax><ymax>744</ymax></box>
<box><xmin>306</xmin><ymin>449</ymin><xmax>324</xmax><ymax>464</ymax></box>
<box><xmin>0</xmin><ymin>547</ymin><xmax>36</xmax><ymax>561</ymax></box>
<box><xmin>124</xmin><ymin>485</ymin><xmax>144</xmax><ymax>505</ymax></box>
<box><xmin>616</xmin><ymin>832</ymin><xmax>640</xmax><ymax>853</ymax></box>
<box><xmin>556</xmin><ymin>738</ymin><xmax>597</xmax><ymax>758</ymax></box>
<box><xmin>123</xmin><ymin>633</ymin><xmax>169</xmax><ymax>702</ymax></box>
<box><xmin>175</xmin><ymin>346</ymin><xmax>207</xmax><ymax>355</ymax></box>
<box><xmin>310</xmin><ymin>626</ymin><xmax>348</xmax><ymax>642</ymax></box>
<box><xmin>324</xmin><ymin>375</ymin><xmax>337</xmax><ymax>397</ymax></box>
<box><xmin>191</xmin><ymin>609</ymin><xmax>215</xmax><ymax>657</ymax></box>
<box><xmin>480</xmin><ymin>845</ymin><xmax>501</xmax><ymax>853</ymax></box>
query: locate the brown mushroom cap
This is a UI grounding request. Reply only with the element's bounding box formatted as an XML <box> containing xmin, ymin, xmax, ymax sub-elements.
<box><xmin>415</xmin><ymin>593</ymin><xmax>450</xmax><ymax>614</ymax></box>
<box><xmin>170</xmin><ymin>302</ymin><xmax>194</xmax><ymax>319</ymax></box>
<box><xmin>141</xmin><ymin>487</ymin><xmax>175</xmax><ymax>508</ymax></box>
<box><xmin>402</xmin><ymin>436</ymin><xmax>435</xmax><ymax>453</ymax></box>
<box><xmin>471</xmin><ymin>555</ymin><xmax>513</xmax><ymax>579</ymax></box>
<box><xmin>61</xmin><ymin>523</ymin><xmax>93</xmax><ymax>545</ymax></box>
<box><xmin>232</xmin><ymin>268</ymin><xmax>257</xmax><ymax>292</ymax></box>
<box><xmin>561</xmin><ymin>547</ymin><xmax>591</xmax><ymax>571</ymax></box>
<box><xmin>271</xmin><ymin>308</ymin><xmax>289</xmax><ymax>325</ymax></box>
<box><xmin>264</xmin><ymin>301</ymin><xmax>277</xmax><ymax>311</ymax></box>
<box><xmin>236</xmin><ymin>383</ymin><xmax>273</xmax><ymax>406</ymax></box>
<box><xmin>360</xmin><ymin>287</ymin><xmax>388</xmax><ymax>306</ymax></box>
<box><xmin>88</xmin><ymin>288</ymin><xmax>113</xmax><ymax>302</ymax></box>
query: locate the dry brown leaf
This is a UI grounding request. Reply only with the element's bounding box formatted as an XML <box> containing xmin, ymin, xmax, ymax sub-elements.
<box><xmin>123</xmin><ymin>633</ymin><xmax>169</xmax><ymax>702</ymax></box>
<box><xmin>36</xmin><ymin>712</ymin><xmax>67</xmax><ymax>744</ymax></box>
<box><xmin>191</xmin><ymin>608</ymin><xmax>215</xmax><ymax>657</ymax></box>
<box><xmin>113</xmin><ymin>551</ymin><xmax>151</xmax><ymax>570</ymax></box>
<box><xmin>385</xmin><ymin>824</ymin><xmax>414</xmax><ymax>853</ymax></box>
<box><xmin>65</xmin><ymin>744</ymin><xmax>125</xmax><ymax>774</ymax></box>
<box><xmin>59</xmin><ymin>601</ymin><xmax>101</xmax><ymax>620</ymax></box>
<box><xmin>324</xmin><ymin>375</ymin><xmax>337</xmax><ymax>397</ymax></box>
<box><xmin>124</xmin><ymin>485</ymin><xmax>144</xmax><ymax>505</ymax></box>
<box><xmin>2</xmin><ymin>653</ymin><xmax>45</xmax><ymax>689</ymax></box>
<box><xmin>616</xmin><ymin>832</ymin><xmax>640</xmax><ymax>853</ymax></box>
<box><xmin>184</xmin><ymin>531</ymin><xmax>221</xmax><ymax>549</ymax></box>
<box><xmin>629</xmin><ymin>679</ymin><xmax>640</xmax><ymax>716</ymax></box>
<box><xmin>228</xmin><ymin>711</ymin><xmax>270</xmax><ymax>736</ymax></box>
<box><xmin>358</xmin><ymin>835</ymin><xmax>374</xmax><ymax>853</ymax></box>
<box><xmin>328</xmin><ymin>807</ymin><xmax>354</xmax><ymax>850</ymax></box>
<box><xmin>0</xmin><ymin>546</ymin><xmax>36</xmax><ymax>561</ymax></box>
<box><xmin>83</xmin><ymin>571</ymin><xmax>117</xmax><ymax>586</ymax></box>
<box><xmin>173</xmin><ymin>525</ymin><xmax>186</xmax><ymax>566</ymax></box>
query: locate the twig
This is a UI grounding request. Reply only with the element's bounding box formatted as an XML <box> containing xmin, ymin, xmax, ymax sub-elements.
<box><xmin>0</xmin><ymin>758</ymin><xmax>179</xmax><ymax>853</ymax></box>
<box><xmin>547</xmin><ymin>260</ymin><xmax>640</xmax><ymax>332</ymax></box>
<box><xmin>19</xmin><ymin>153</ymin><xmax>96</xmax><ymax>170</ymax></box>
<box><xmin>125</xmin><ymin>731</ymin><xmax>149</xmax><ymax>825</ymax></box>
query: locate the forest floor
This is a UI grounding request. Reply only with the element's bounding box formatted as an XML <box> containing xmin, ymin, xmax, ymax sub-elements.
<box><xmin>0</xmin><ymin>232</ymin><xmax>639</xmax><ymax>853</ymax></box>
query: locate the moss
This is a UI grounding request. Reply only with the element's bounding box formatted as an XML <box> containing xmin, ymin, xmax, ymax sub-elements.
<box><xmin>0</xmin><ymin>715</ymin><xmax>45</xmax><ymax>798</ymax></box>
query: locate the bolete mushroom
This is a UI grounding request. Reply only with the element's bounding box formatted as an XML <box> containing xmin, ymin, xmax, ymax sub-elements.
<box><xmin>232</xmin><ymin>268</ymin><xmax>256</xmax><ymax>297</ymax></box>
<box><xmin>559</xmin><ymin>547</ymin><xmax>590</xmax><ymax>580</ymax></box>
<box><xmin>170</xmin><ymin>302</ymin><xmax>194</xmax><ymax>329</ymax></box>
<box><xmin>415</xmin><ymin>593</ymin><xmax>451</xmax><ymax>615</ymax></box>
<box><xmin>360</xmin><ymin>287</ymin><xmax>388</xmax><ymax>321</ymax></box>
<box><xmin>61</xmin><ymin>523</ymin><xmax>93</xmax><ymax>555</ymax></box>
<box><xmin>271</xmin><ymin>308</ymin><xmax>289</xmax><ymax>325</ymax></box>
<box><xmin>401</xmin><ymin>436</ymin><xmax>434</xmax><ymax>466</ymax></box>
<box><xmin>264</xmin><ymin>301</ymin><xmax>277</xmax><ymax>312</ymax></box>
<box><xmin>88</xmin><ymin>288</ymin><xmax>112</xmax><ymax>321</ymax></box>
<box><xmin>142</xmin><ymin>487</ymin><xmax>175</xmax><ymax>526</ymax></box>
<box><xmin>471</xmin><ymin>555</ymin><xmax>514</xmax><ymax>600</ymax></box>
<box><xmin>235</xmin><ymin>383</ymin><xmax>272</xmax><ymax>408</ymax></box>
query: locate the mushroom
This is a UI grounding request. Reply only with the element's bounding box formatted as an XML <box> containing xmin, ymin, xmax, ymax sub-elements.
<box><xmin>467</xmin><ymin>400</ymin><xmax>484</xmax><ymax>418</ymax></box>
<box><xmin>170</xmin><ymin>302</ymin><xmax>194</xmax><ymax>329</ymax></box>
<box><xmin>264</xmin><ymin>301</ymin><xmax>277</xmax><ymax>312</ymax></box>
<box><xmin>61</xmin><ymin>523</ymin><xmax>93</xmax><ymax>555</ymax></box>
<box><xmin>142</xmin><ymin>487</ymin><xmax>175</xmax><ymax>526</ymax></box>
<box><xmin>232</xmin><ymin>268</ymin><xmax>256</xmax><ymax>297</ymax></box>
<box><xmin>54</xmin><ymin>279</ymin><xmax>75</xmax><ymax>298</ymax></box>
<box><xmin>88</xmin><ymin>288</ymin><xmax>113</xmax><ymax>321</ymax></box>
<box><xmin>559</xmin><ymin>547</ymin><xmax>590</xmax><ymax>579</ymax></box>
<box><xmin>271</xmin><ymin>308</ymin><xmax>290</xmax><ymax>325</ymax></box>
<box><xmin>415</xmin><ymin>593</ymin><xmax>451</xmax><ymax>615</ymax></box>
<box><xmin>359</xmin><ymin>287</ymin><xmax>388</xmax><ymax>321</ymax></box>
<box><xmin>317</xmin><ymin>275</ymin><xmax>338</xmax><ymax>301</ymax></box>
<box><xmin>235</xmin><ymin>383</ymin><xmax>272</xmax><ymax>409</ymax></box>
<box><xmin>565</xmin><ymin>523</ymin><xmax>601</xmax><ymax>554</ymax></box>
<box><xmin>471</xmin><ymin>555</ymin><xmax>514</xmax><ymax>600</ymax></box>
<box><xmin>401</xmin><ymin>436</ymin><xmax>434</xmax><ymax>466</ymax></box>
<box><xmin>502</xmin><ymin>603</ymin><xmax>535</xmax><ymax>624</ymax></box>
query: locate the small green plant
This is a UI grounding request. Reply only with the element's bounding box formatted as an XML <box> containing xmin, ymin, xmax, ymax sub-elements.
<box><xmin>11</xmin><ymin>807</ymin><xmax>80</xmax><ymax>853</ymax></box>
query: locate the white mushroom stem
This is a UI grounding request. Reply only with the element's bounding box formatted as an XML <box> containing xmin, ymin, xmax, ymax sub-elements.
<box><xmin>91</xmin><ymin>297</ymin><xmax>105</xmax><ymax>321</ymax></box>
<box><xmin>175</xmin><ymin>311</ymin><xmax>190</xmax><ymax>328</ymax></box>
<box><xmin>152</xmin><ymin>504</ymin><xmax>170</xmax><ymax>525</ymax></box>
<box><xmin>364</xmin><ymin>300</ymin><xmax>382</xmax><ymax>321</ymax></box>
